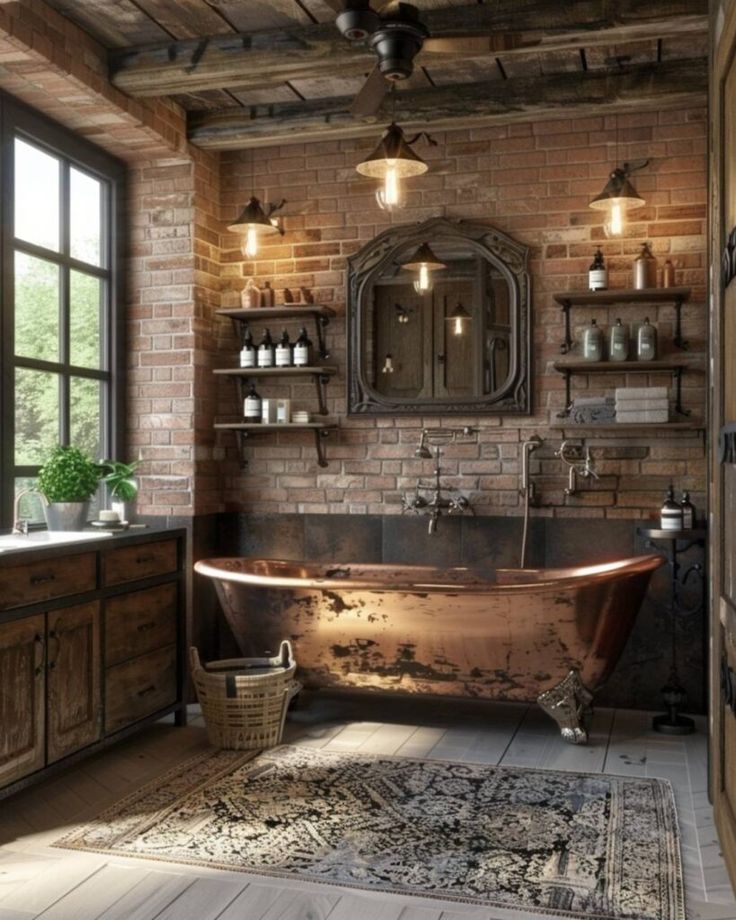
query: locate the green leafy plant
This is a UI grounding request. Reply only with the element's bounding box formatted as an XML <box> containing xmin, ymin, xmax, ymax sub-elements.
<box><xmin>101</xmin><ymin>459</ymin><xmax>139</xmax><ymax>501</ymax></box>
<box><xmin>37</xmin><ymin>445</ymin><xmax>102</xmax><ymax>503</ymax></box>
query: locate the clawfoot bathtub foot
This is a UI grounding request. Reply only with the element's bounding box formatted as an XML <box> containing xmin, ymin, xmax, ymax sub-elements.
<box><xmin>537</xmin><ymin>669</ymin><xmax>593</xmax><ymax>744</ymax></box>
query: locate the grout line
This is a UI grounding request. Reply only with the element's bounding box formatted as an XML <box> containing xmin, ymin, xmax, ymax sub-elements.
<box><xmin>496</xmin><ymin>704</ymin><xmax>531</xmax><ymax>765</ymax></box>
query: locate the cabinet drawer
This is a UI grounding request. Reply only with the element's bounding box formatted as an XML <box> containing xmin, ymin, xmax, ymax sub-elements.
<box><xmin>103</xmin><ymin>539</ymin><xmax>178</xmax><ymax>586</ymax></box>
<box><xmin>105</xmin><ymin>645</ymin><xmax>177</xmax><ymax>734</ymax></box>
<box><xmin>105</xmin><ymin>583</ymin><xmax>177</xmax><ymax>667</ymax></box>
<box><xmin>0</xmin><ymin>553</ymin><xmax>96</xmax><ymax>610</ymax></box>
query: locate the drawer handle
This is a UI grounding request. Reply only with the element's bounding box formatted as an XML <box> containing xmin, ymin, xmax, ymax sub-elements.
<box><xmin>135</xmin><ymin>555</ymin><xmax>155</xmax><ymax>565</ymax></box>
<box><xmin>30</xmin><ymin>572</ymin><xmax>56</xmax><ymax>585</ymax></box>
<box><xmin>137</xmin><ymin>684</ymin><xmax>156</xmax><ymax>697</ymax></box>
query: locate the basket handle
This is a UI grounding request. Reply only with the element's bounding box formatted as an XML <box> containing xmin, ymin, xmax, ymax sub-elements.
<box><xmin>189</xmin><ymin>646</ymin><xmax>203</xmax><ymax>674</ymax></box>
<box><xmin>278</xmin><ymin>640</ymin><xmax>293</xmax><ymax>668</ymax></box>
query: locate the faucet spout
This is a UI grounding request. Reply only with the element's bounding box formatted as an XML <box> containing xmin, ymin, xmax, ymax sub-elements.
<box><xmin>12</xmin><ymin>489</ymin><xmax>38</xmax><ymax>535</ymax></box>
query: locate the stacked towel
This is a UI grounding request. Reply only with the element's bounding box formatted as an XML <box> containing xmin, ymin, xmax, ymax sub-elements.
<box><xmin>615</xmin><ymin>386</ymin><xmax>669</xmax><ymax>424</ymax></box>
<box><xmin>570</xmin><ymin>396</ymin><xmax>616</xmax><ymax>425</ymax></box>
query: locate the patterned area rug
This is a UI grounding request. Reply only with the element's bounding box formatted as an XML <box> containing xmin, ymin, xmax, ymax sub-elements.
<box><xmin>54</xmin><ymin>744</ymin><xmax>684</xmax><ymax>920</ymax></box>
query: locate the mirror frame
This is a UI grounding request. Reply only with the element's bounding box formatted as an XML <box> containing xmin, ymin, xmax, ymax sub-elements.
<box><xmin>347</xmin><ymin>217</ymin><xmax>531</xmax><ymax>416</ymax></box>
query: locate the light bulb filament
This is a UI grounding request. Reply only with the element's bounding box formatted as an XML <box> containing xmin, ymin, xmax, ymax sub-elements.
<box><xmin>244</xmin><ymin>225</ymin><xmax>258</xmax><ymax>258</ymax></box>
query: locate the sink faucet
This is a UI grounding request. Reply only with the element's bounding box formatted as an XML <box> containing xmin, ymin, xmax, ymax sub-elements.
<box><xmin>12</xmin><ymin>489</ymin><xmax>38</xmax><ymax>535</ymax></box>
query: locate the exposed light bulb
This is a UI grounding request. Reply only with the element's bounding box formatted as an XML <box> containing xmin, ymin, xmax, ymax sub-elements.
<box><xmin>413</xmin><ymin>263</ymin><xmax>433</xmax><ymax>294</ymax></box>
<box><xmin>382</xmin><ymin>353</ymin><xmax>394</xmax><ymax>374</ymax></box>
<box><xmin>453</xmin><ymin>315</ymin><xmax>465</xmax><ymax>336</ymax></box>
<box><xmin>244</xmin><ymin>225</ymin><xmax>258</xmax><ymax>258</ymax></box>
<box><xmin>376</xmin><ymin>163</ymin><xmax>404</xmax><ymax>211</ymax></box>
<box><xmin>604</xmin><ymin>201</ymin><xmax>624</xmax><ymax>238</ymax></box>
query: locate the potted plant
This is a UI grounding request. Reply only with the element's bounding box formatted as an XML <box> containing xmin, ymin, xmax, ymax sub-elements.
<box><xmin>37</xmin><ymin>445</ymin><xmax>102</xmax><ymax>531</ymax></box>
<box><xmin>101</xmin><ymin>459</ymin><xmax>139</xmax><ymax>522</ymax></box>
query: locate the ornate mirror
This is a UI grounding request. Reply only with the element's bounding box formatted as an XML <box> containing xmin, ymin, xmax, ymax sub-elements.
<box><xmin>347</xmin><ymin>218</ymin><xmax>531</xmax><ymax>415</ymax></box>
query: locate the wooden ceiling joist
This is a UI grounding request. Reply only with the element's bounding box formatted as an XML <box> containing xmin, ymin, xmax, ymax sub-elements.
<box><xmin>109</xmin><ymin>0</ymin><xmax>708</xmax><ymax>98</ymax></box>
<box><xmin>187</xmin><ymin>57</ymin><xmax>708</xmax><ymax>149</ymax></box>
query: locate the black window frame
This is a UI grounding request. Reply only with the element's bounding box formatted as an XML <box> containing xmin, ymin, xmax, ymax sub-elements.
<box><xmin>0</xmin><ymin>93</ymin><xmax>126</xmax><ymax>531</ymax></box>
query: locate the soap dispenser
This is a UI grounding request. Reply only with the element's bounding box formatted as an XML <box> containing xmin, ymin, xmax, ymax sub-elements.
<box><xmin>608</xmin><ymin>318</ymin><xmax>629</xmax><ymax>362</ymax></box>
<box><xmin>660</xmin><ymin>484</ymin><xmax>683</xmax><ymax>531</ymax></box>
<box><xmin>582</xmin><ymin>318</ymin><xmax>603</xmax><ymax>362</ymax></box>
<box><xmin>636</xmin><ymin>317</ymin><xmax>658</xmax><ymax>361</ymax></box>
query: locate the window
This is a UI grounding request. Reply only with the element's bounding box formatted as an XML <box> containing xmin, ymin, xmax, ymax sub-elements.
<box><xmin>0</xmin><ymin>96</ymin><xmax>124</xmax><ymax>529</ymax></box>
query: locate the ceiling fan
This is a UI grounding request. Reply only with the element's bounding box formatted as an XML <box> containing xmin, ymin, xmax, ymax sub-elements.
<box><xmin>322</xmin><ymin>0</ymin><xmax>532</xmax><ymax>117</ymax></box>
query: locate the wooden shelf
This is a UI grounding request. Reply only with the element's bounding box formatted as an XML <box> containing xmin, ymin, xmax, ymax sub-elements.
<box><xmin>553</xmin><ymin>287</ymin><xmax>691</xmax><ymax>308</ymax></box>
<box><xmin>553</xmin><ymin>359</ymin><xmax>686</xmax><ymax>374</ymax></box>
<box><xmin>212</xmin><ymin>366</ymin><xmax>337</xmax><ymax>378</ymax></box>
<box><xmin>549</xmin><ymin>420</ymin><xmax>704</xmax><ymax>432</ymax></box>
<box><xmin>214</xmin><ymin>421</ymin><xmax>337</xmax><ymax>468</ymax></box>
<box><xmin>217</xmin><ymin>305</ymin><xmax>336</xmax><ymax>360</ymax></box>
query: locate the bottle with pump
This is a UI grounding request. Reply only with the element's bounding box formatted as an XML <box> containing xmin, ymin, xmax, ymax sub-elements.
<box><xmin>275</xmin><ymin>330</ymin><xmax>292</xmax><ymax>368</ymax></box>
<box><xmin>243</xmin><ymin>383</ymin><xmax>262</xmax><ymax>422</ymax></box>
<box><xmin>680</xmin><ymin>491</ymin><xmax>696</xmax><ymax>529</ymax></box>
<box><xmin>660</xmin><ymin>484</ymin><xmax>683</xmax><ymax>531</ymax></box>
<box><xmin>293</xmin><ymin>326</ymin><xmax>313</xmax><ymax>367</ymax></box>
<box><xmin>241</xmin><ymin>278</ymin><xmax>261</xmax><ymax>309</ymax></box>
<box><xmin>582</xmin><ymin>318</ymin><xmax>603</xmax><ymax>362</ymax></box>
<box><xmin>239</xmin><ymin>329</ymin><xmax>256</xmax><ymax>368</ymax></box>
<box><xmin>588</xmin><ymin>248</ymin><xmax>608</xmax><ymax>291</ymax></box>
<box><xmin>636</xmin><ymin>317</ymin><xmax>658</xmax><ymax>361</ymax></box>
<box><xmin>257</xmin><ymin>328</ymin><xmax>274</xmax><ymax>368</ymax></box>
<box><xmin>608</xmin><ymin>318</ymin><xmax>629</xmax><ymax>362</ymax></box>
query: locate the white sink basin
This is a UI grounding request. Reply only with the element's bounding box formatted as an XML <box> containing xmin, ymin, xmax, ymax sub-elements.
<box><xmin>0</xmin><ymin>531</ymin><xmax>111</xmax><ymax>553</ymax></box>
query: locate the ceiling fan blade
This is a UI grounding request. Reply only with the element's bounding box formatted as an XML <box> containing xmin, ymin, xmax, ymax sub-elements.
<box><xmin>422</xmin><ymin>33</ymin><xmax>538</xmax><ymax>54</ymax></box>
<box><xmin>350</xmin><ymin>64</ymin><xmax>388</xmax><ymax>118</ymax></box>
<box><xmin>321</xmin><ymin>0</ymin><xmax>345</xmax><ymax>12</ymax></box>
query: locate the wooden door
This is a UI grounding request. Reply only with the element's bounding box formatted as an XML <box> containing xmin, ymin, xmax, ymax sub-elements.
<box><xmin>0</xmin><ymin>615</ymin><xmax>45</xmax><ymax>788</ymax></box>
<box><xmin>47</xmin><ymin>601</ymin><xmax>101</xmax><ymax>764</ymax></box>
<box><xmin>710</xmin><ymin>0</ymin><xmax>736</xmax><ymax>887</ymax></box>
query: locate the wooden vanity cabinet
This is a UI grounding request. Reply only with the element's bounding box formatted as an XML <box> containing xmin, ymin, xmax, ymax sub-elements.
<box><xmin>0</xmin><ymin>530</ymin><xmax>186</xmax><ymax>798</ymax></box>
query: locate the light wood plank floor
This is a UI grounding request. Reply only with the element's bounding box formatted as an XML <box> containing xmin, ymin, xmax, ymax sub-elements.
<box><xmin>0</xmin><ymin>694</ymin><xmax>733</xmax><ymax>920</ymax></box>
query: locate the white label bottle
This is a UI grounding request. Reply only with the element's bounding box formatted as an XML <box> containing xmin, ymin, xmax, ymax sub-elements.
<box><xmin>293</xmin><ymin>326</ymin><xmax>312</xmax><ymax>367</ymax></box>
<box><xmin>239</xmin><ymin>329</ymin><xmax>256</xmax><ymax>368</ymax></box>
<box><xmin>275</xmin><ymin>330</ymin><xmax>292</xmax><ymax>367</ymax></box>
<box><xmin>243</xmin><ymin>383</ymin><xmax>262</xmax><ymax>423</ymax></box>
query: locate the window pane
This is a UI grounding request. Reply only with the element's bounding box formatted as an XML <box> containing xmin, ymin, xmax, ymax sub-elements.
<box><xmin>70</xmin><ymin>271</ymin><xmax>103</xmax><ymax>368</ymax></box>
<box><xmin>70</xmin><ymin>377</ymin><xmax>102</xmax><ymax>459</ymax></box>
<box><xmin>14</xmin><ymin>478</ymin><xmax>45</xmax><ymax>526</ymax></box>
<box><xmin>14</xmin><ymin>253</ymin><xmax>60</xmax><ymax>362</ymax></box>
<box><xmin>70</xmin><ymin>168</ymin><xmax>102</xmax><ymax>266</ymax></box>
<box><xmin>15</xmin><ymin>138</ymin><xmax>60</xmax><ymax>251</ymax></box>
<box><xmin>15</xmin><ymin>369</ymin><xmax>60</xmax><ymax>466</ymax></box>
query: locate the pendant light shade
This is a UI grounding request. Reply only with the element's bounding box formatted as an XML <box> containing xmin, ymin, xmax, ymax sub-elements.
<box><xmin>446</xmin><ymin>302</ymin><xmax>472</xmax><ymax>336</ymax></box>
<box><xmin>403</xmin><ymin>242</ymin><xmax>446</xmax><ymax>294</ymax></box>
<box><xmin>227</xmin><ymin>196</ymin><xmax>285</xmax><ymax>258</ymax></box>
<box><xmin>589</xmin><ymin>164</ymin><xmax>646</xmax><ymax>238</ymax></box>
<box><xmin>355</xmin><ymin>123</ymin><xmax>429</xmax><ymax>180</ymax></box>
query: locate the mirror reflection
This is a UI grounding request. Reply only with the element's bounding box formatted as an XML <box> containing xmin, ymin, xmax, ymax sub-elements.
<box><xmin>348</xmin><ymin>218</ymin><xmax>530</xmax><ymax>415</ymax></box>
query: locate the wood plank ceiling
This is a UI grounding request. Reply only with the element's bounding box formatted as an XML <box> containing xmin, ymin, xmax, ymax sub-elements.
<box><xmin>42</xmin><ymin>0</ymin><xmax>709</xmax><ymax>149</ymax></box>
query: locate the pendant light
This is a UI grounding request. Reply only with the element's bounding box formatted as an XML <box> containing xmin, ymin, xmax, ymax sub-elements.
<box><xmin>403</xmin><ymin>242</ymin><xmax>446</xmax><ymax>293</ymax></box>
<box><xmin>228</xmin><ymin>195</ymin><xmax>286</xmax><ymax>259</ymax></box>
<box><xmin>356</xmin><ymin>122</ymin><xmax>428</xmax><ymax>211</ymax></box>
<box><xmin>446</xmin><ymin>302</ymin><xmax>472</xmax><ymax>337</ymax></box>
<box><xmin>589</xmin><ymin>164</ymin><xmax>647</xmax><ymax>238</ymax></box>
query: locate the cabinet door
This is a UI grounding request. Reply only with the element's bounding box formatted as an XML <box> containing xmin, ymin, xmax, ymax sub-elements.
<box><xmin>47</xmin><ymin>602</ymin><xmax>101</xmax><ymax>764</ymax></box>
<box><xmin>0</xmin><ymin>615</ymin><xmax>45</xmax><ymax>788</ymax></box>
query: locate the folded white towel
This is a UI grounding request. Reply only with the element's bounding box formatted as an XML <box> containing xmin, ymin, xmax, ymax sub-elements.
<box><xmin>615</xmin><ymin>408</ymin><xmax>669</xmax><ymax>423</ymax></box>
<box><xmin>615</xmin><ymin>386</ymin><xmax>668</xmax><ymax>400</ymax></box>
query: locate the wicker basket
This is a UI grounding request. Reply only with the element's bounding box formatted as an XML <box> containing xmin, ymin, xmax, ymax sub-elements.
<box><xmin>190</xmin><ymin>641</ymin><xmax>298</xmax><ymax>751</ymax></box>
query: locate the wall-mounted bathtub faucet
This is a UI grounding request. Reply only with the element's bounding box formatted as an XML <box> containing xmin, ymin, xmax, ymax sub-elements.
<box><xmin>520</xmin><ymin>436</ymin><xmax>543</xmax><ymax>568</ymax></box>
<box><xmin>555</xmin><ymin>440</ymin><xmax>599</xmax><ymax>496</ymax></box>
<box><xmin>403</xmin><ymin>429</ymin><xmax>475</xmax><ymax>534</ymax></box>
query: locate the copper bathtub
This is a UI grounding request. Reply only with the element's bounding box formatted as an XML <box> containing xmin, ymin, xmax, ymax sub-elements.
<box><xmin>194</xmin><ymin>554</ymin><xmax>663</xmax><ymax>743</ymax></box>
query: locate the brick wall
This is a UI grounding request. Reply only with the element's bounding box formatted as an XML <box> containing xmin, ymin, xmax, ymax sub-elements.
<box><xmin>215</xmin><ymin>107</ymin><xmax>707</xmax><ymax>520</ymax></box>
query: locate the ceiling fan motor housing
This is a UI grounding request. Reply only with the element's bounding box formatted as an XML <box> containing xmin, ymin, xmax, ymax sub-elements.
<box><xmin>369</xmin><ymin>21</ymin><xmax>428</xmax><ymax>81</ymax></box>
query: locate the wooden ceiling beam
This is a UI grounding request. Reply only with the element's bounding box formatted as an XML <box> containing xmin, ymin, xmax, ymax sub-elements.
<box><xmin>110</xmin><ymin>0</ymin><xmax>707</xmax><ymax>97</ymax></box>
<box><xmin>187</xmin><ymin>57</ymin><xmax>708</xmax><ymax>149</ymax></box>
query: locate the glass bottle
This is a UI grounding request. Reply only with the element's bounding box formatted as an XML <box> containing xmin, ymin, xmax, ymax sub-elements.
<box><xmin>261</xmin><ymin>280</ymin><xmax>275</xmax><ymax>307</ymax></box>
<box><xmin>636</xmin><ymin>317</ymin><xmax>658</xmax><ymax>361</ymax></box>
<box><xmin>662</xmin><ymin>260</ymin><xmax>675</xmax><ymax>288</ymax></box>
<box><xmin>241</xmin><ymin>278</ymin><xmax>261</xmax><ymax>309</ymax></box>
<box><xmin>582</xmin><ymin>318</ymin><xmax>603</xmax><ymax>362</ymax></box>
<box><xmin>588</xmin><ymin>247</ymin><xmax>608</xmax><ymax>291</ymax></box>
<box><xmin>660</xmin><ymin>484</ymin><xmax>683</xmax><ymax>531</ymax></box>
<box><xmin>257</xmin><ymin>328</ymin><xmax>274</xmax><ymax>368</ymax></box>
<box><xmin>680</xmin><ymin>491</ymin><xmax>696</xmax><ymax>529</ymax></box>
<box><xmin>275</xmin><ymin>330</ymin><xmax>292</xmax><ymax>367</ymax></box>
<box><xmin>243</xmin><ymin>383</ymin><xmax>262</xmax><ymax>422</ymax></box>
<box><xmin>239</xmin><ymin>328</ymin><xmax>256</xmax><ymax>368</ymax></box>
<box><xmin>293</xmin><ymin>326</ymin><xmax>313</xmax><ymax>367</ymax></box>
<box><xmin>633</xmin><ymin>242</ymin><xmax>657</xmax><ymax>290</ymax></box>
<box><xmin>608</xmin><ymin>318</ymin><xmax>629</xmax><ymax>362</ymax></box>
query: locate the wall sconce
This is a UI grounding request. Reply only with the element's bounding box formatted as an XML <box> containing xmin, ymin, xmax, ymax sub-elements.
<box><xmin>446</xmin><ymin>302</ymin><xmax>472</xmax><ymax>336</ymax></box>
<box><xmin>227</xmin><ymin>195</ymin><xmax>286</xmax><ymax>259</ymax></box>
<box><xmin>589</xmin><ymin>160</ymin><xmax>648</xmax><ymax>238</ymax></box>
<box><xmin>403</xmin><ymin>242</ymin><xmax>446</xmax><ymax>293</ymax></box>
<box><xmin>395</xmin><ymin>303</ymin><xmax>411</xmax><ymax>324</ymax></box>
<box><xmin>355</xmin><ymin>123</ymin><xmax>429</xmax><ymax>212</ymax></box>
<box><xmin>382</xmin><ymin>353</ymin><xmax>395</xmax><ymax>374</ymax></box>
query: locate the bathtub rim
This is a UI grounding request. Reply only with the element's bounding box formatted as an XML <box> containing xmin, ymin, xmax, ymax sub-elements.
<box><xmin>194</xmin><ymin>553</ymin><xmax>663</xmax><ymax>595</ymax></box>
